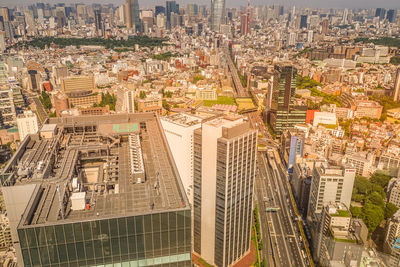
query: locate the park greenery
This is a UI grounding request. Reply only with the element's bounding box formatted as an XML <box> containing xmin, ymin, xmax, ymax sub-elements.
<box><xmin>369</xmin><ymin>94</ymin><xmax>400</xmax><ymax>121</ymax></box>
<box><xmin>151</xmin><ymin>52</ymin><xmax>180</xmax><ymax>61</ymax></box>
<box><xmin>11</xmin><ymin>36</ymin><xmax>168</xmax><ymax>50</ymax></box>
<box><xmin>351</xmin><ymin>173</ymin><xmax>398</xmax><ymax>234</ymax></box>
<box><xmin>139</xmin><ymin>91</ymin><xmax>147</xmax><ymax>99</ymax></box>
<box><xmin>192</xmin><ymin>74</ymin><xmax>205</xmax><ymax>84</ymax></box>
<box><xmin>93</xmin><ymin>92</ymin><xmax>117</xmax><ymax>111</ymax></box>
<box><xmin>354</xmin><ymin>37</ymin><xmax>400</xmax><ymax>48</ymax></box>
<box><xmin>39</xmin><ymin>91</ymin><xmax>52</xmax><ymax>110</ymax></box>
<box><xmin>296</xmin><ymin>76</ymin><xmax>342</xmax><ymax>107</ymax></box>
<box><xmin>203</xmin><ymin>96</ymin><xmax>236</xmax><ymax>107</ymax></box>
<box><xmin>390</xmin><ymin>56</ymin><xmax>400</xmax><ymax>66</ymax></box>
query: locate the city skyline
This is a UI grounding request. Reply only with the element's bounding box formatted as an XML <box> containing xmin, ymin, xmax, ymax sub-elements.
<box><xmin>0</xmin><ymin>0</ymin><xmax>399</xmax><ymax>8</ymax></box>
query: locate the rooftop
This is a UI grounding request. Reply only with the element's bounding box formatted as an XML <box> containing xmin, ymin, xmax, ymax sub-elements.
<box><xmin>2</xmin><ymin>113</ymin><xmax>189</xmax><ymax>228</ymax></box>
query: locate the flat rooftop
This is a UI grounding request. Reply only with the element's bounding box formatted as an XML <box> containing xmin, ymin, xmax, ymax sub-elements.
<box><xmin>2</xmin><ymin>113</ymin><xmax>189</xmax><ymax>228</ymax></box>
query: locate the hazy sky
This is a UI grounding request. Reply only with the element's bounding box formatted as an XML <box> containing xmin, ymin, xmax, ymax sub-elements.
<box><xmin>1</xmin><ymin>0</ymin><xmax>399</xmax><ymax>9</ymax></box>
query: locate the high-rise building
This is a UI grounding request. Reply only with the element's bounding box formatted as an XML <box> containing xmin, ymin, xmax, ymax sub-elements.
<box><xmin>186</xmin><ymin>4</ymin><xmax>198</xmax><ymax>17</ymax></box>
<box><xmin>210</xmin><ymin>0</ymin><xmax>225</xmax><ymax>32</ymax></box>
<box><xmin>0</xmin><ymin>7</ymin><xmax>9</xmax><ymax>22</ymax></box>
<box><xmin>115</xmin><ymin>85</ymin><xmax>135</xmax><ymax>114</ymax></box>
<box><xmin>94</xmin><ymin>10</ymin><xmax>104</xmax><ymax>36</ymax></box>
<box><xmin>0</xmin><ymin>31</ymin><xmax>5</xmax><ymax>52</ymax></box>
<box><xmin>155</xmin><ymin>6</ymin><xmax>165</xmax><ymax>17</ymax></box>
<box><xmin>268</xmin><ymin>65</ymin><xmax>307</xmax><ymax>135</ymax></box>
<box><xmin>16</xmin><ymin>110</ymin><xmax>39</xmax><ymax>141</ymax></box>
<box><xmin>384</xmin><ymin>209</ymin><xmax>400</xmax><ymax>253</ymax></box>
<box><xmin>307</xmin><ymin>163</ymin><xmax>356</xmax><ymax>222</ymax></box>
<box><xmin>300</xmin><ymin>15</ymin><xmax>308</xmax><ymax>29</ymax></box>
<box><xmin>387</xmin><ymin>9</ymin><xmax>397</xmax><ymax>23</ymax></box>
<box><xmin>160</xmin><ymin>113</ymin><xmax>203</xmax><ymax>205</ymax></box>
<box><xmin>0</xmin><ymin>89</ymin><xmax>16</xmax><ymax>125</ymax></box>
<box><xmin>193</xmin><ymin>115</ymin><xmax>257</xmax><ymax>267</ymax></box>
<box><xmin>166</xmin><ymin>1</ymin><xmax>179</xmax><ymax>29</ymax></box>
<box><xmin>375</xmin><ymin>8</ymin><xmax>386</xmax><ymax>21</ymax></box>
<box><xmin>394</xmin><ymin>68</ymin><xmax>400</xmax><ymax>102</ymax></box>
<box><xmin>281</xmin><ymin>129</ymin><xmax>305</xmax><ymax>172</ymax></box>
<box><xmin>240</xmin><ymin>13</ymin><xmax>249</xmax><ymax>35</ymax></box>
<box><xmin>1</xmin><ymin>114</ymin><xmax>192</xmax><ymax>267</ymax></box>
<box><xmin>125</xmin><ymin>0</ymin><xmax>140</xmax><ymax>31</ymax></box>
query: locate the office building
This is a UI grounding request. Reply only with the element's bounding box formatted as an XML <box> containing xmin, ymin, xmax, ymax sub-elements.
<box><xmin>16</xmin><ymin>110</ymin><xmax>39</xmax><ymax>141</ymax></box>
<box><xmin>61</xmin><ymin>76</ymin><xmax>101</xmax><ymax>108</ymax></box>
<box><xmin>300</xmin><ymin>15</ymin><xmax>308</xmax><ymax>29</ymax></box>
<box><xmin>211</xmin><ymin>0</ymin><xmax>225</xmax><ymax>32</ymax></box>
<box><xmin>389</xmin><ymin>238</ymin><xmax>400</xmax><ymax>267</ymax></box>
<box><xmin>161</xmin><ymin>113</ymin><xmax>203</xmax><ymax>205</ymax></box>
<box><xmin>193</xmin><ymin>115</ymin><xmax>257</xmax><ymax>267</ymax></box>
<box><xmin>1</xmin><ymin>114</ymin><xmax>191</xmax><ymax>266</ymax></box>
<box><xmin>281</xmin><ymin>129</ymin><xmax>305</xmax><ymax>172</ymax></box>
<box><xmin>307</xmin><ymin>163</ymin><xmax>356</xmax><ymax>221</ymax></box>
<box><xmin>375</xmin><ymin>8</ymin><xmax>386</xmax><ymax>21</ymax></box>
<box><xmin>394</xmin><ymin>69</ymin><xmax>400</xmax><ymax>102</ymax></box>
<box><xmin>186</xmin><ymin>4</ymin><xmax>198</xmax><ymax>17</ymax></box>
<box><xmin>166</xmin><ymin>1</ymin><xmax>179</xmax><ymax>29</ymax></box>
<box><xmin>94</xmin><ymin>10</ymin><xmax>104</xmax><ymax>36</ymax></box>
<box><xmin>268</xmin><ymin>65</ymin><xmax>307</xmax><ymax>135</ymax></box>
<box><xmin>0</xmin><ymin>31</ymin><xmax>5</xmax><ymax>52</ymax></box>
<box><xmin>387</xmin><ymin>9</ymin><xmax>397</xmax><ymax>23</ymax></box>
<box><xmin>388</xmin><ymin>178</ymin><xmax>400</xmax><ymax>208</ymax></box>
<box><xmin>292</xmin><ymin>162</ymin><xmax>312</xmax><ymax>216</ymax></box>
<box><xmin>240</xmin><ymin>13</ymin><xmax>249</xmax><ymax>36</ymax></box>
<box><xmin>155</xmin><ymin>6</ymin><xmax>165</xmax><ymax>17</ymax></box>
<box><xmin>125</xmin><ymin>0</ymin><xmax>140</xmax><ymax>32</ymax></box>
<box><xmin>345</xmin><ymin>152</ymin><xmax>375</xmax><ymax>177</ymax></box>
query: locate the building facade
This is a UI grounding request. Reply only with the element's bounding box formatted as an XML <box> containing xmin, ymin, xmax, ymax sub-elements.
<box><xmin>16</xmin><ymin>110</ymin><xmax>38</xmax><ymax>141</ymax></box>
<box><xmin>125</xmin><ymin>0</ymin><xmax>140</xmax><ymax>31</ymax></box>
<box><xmin>193</xmin><ymin>115</ymin><xmax>257</xmax><ymax>267</ymax></box>
<box><xmin>210</xmin><ymin>0</ymin><xmax>225</xmax><ymax>32</ymax></box>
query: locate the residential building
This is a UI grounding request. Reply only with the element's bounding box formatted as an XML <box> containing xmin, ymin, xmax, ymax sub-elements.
<box><xmin>193</xmin><ymin>115</ymin><xmax>257</xmax><ymax>267</ymax></box>
<box><xmin>116</xmin><ymin>86</ymin><xmax>135</xmax><ymax>113</ymax></box>
<box><xmin>16</xmin><ymin>110</ymin><xmax>39</xmax><ymax>141</ymax></box>
<box><xmin>269</xmin><ymin>65</ymin><xmax>307</xmax><ymax>135</ymax></box>
<box><xmin>389</xmin><ymin>238</ymin><xmax>400</xmax><ymax>267</ymax></box>
<box><xmin>354</xmin><ymin>100</ymin><xmax>383</xmax><ymax>119</ymax></box>
<box><xmin>388</xmin><ymin>178</ymin><xmax>400</xmax><ymax>208</ymax></box>
<box><xmin>0</xmin><ymin>88</ymin><xmax>16</xmax><ymax>126</ymax></box>
<box><xmin>384</xmin><ymin>210</ymin><xmax>400</xmax><ymax>254</ymax></box>
<box><xmin>1</xmin><ymin>114</ymin><xmax>191</xmax><ymax>266</ymax></box>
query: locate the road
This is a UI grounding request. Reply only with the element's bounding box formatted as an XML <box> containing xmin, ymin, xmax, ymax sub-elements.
<box><xmin>224</xmin><ymin>48</ymin><xmax>249</xmax><ymax>98</ymax></box>
<box><xmin>24</xmin><ymin>91</ymin><xmax>48</xmax><ymax>125</ymax></box>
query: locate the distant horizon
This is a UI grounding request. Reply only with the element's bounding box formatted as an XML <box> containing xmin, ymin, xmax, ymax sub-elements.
<box><xmin>1</xmin><ymin>0</ymin><xmax>399</xmax><ymax>9</ymax></box>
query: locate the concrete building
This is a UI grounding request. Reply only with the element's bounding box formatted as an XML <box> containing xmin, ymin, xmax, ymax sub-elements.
<box><xmin>210</xmin><ymin>0</ymin><xmax>225</xmax><ymax>31</ymax></box>
<box><xmin>1</xmin><ymin>114</ymin><xmax>191</xmax><ymax>266</ymax></box>
<box><xmin>314</xmin><ymin>203</ymin><xmax>363</xmax><ymax>266</ymax></box>
<box><xmin>308</xmin><ymin>163</ymin><xmax>356</xmax><ymax>222</ymax></box>
<box><xmin>160</xmin><ymin>113</ymin><xmax>203</xmax><ymax>205</ymax></box>
<box><xmin>313</xmin><ymin>112</ymin><xmax>337</xmax><ymax>127</ymax></box>
<box><xmin>292</xmin><ymin>162</ymin><xmax>313</xmax><ymax>216</ymax></box>
<box><xmin>388</xmin><ymin>178</ymin><xmax>400</xmax><ymax>208</ymax></box>
<box><xmin>61</xmin><ymin>76</ymin><xmax>100</xmax><ymax>108</ymax></box>
<box><xmin>0</xmin><ymin>88</ymin><xmax>16</xmax><ymax>126</ymax></box>
<box><xmin>384</xmin><ymin>209</ymin><xmax>400</xmax><ymax>254</ymax></box>
<box><xmin>193</xmin><ymin>115</ymin><xmax>257</xmax><ymax>267</ymax></box>
<box><xmin>345</xmin><ymin>152</ymin><xmax>375</xmax><ymax>177</ymax></box>
<box><xmin>394</xmin><ymin>68</ymin><xmax>400</xmax><ymax>102</ymax></box>
<box><xmin>354</xmin><ymin>100</ymin><xmax>383</xmax><ymax>119</ymax></box>
<box><xmin>16</xmin><ymin>110</ymin><xmax>39</xmax><ymax>141</ymax></box>
<box><xmin>116</xmin><ymin>86</ymin><xmax>135</xmax><ymax>113</ymax></box>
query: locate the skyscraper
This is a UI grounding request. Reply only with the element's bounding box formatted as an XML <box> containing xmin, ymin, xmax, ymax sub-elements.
<box><xmin>300</xmin><ymin>14</ymin><xmax>308</xmax><ymax>29</ymax></box>
<box><xmin>193</xmin><ymin>115</ymin><xmax>257</xmax><ymax>267</ymax></box>
<box><xmin>240</xmin><ymin>12</ymin><xmax>249</xmax><ymax>35</ymax></box>
<box><xmin>387</xmin><ymin>9</ymin><xmax>397</xmax><ymax>23</ymax></box>
<box><xmin>94</xmin><ymin>10</ymin><xmax>104</xmax><ymax>36</ymax></box>
<box><xmin>155</xmin><ymin>6</ymin><xmax>165</xmax><ymax>17</ymax></box>
<box><xmin>0</xmin><ymin>7</ymin><xmax>9</xmax><ymax>22</ymax></box>
<box><xmin>268</xmin><ymin>65</ymin><xmax>307</xmax><ymax>135</ymax></box>
<box><xmin>125</xmin><ymin>0</ymin><xmax>140</xmax><ymax>32</ymax></box>
<box><xmin>394</xmin><ymin>68</ymin><xmax>400</xmax><ymax>102</ymax></box>
<box><xmin>210</xmin><ymin>0</ymin><xmax>225</xmax><ymax>32</ymax></box>
<box><xmin>375</xmin><ymin>8</ymin><xmax>386</xmax><ymax>21</ymax></box>
<box><xmin>166</xmin><ymin>1</ymin><xmax>179</xmax><ymax>29</ymax></box>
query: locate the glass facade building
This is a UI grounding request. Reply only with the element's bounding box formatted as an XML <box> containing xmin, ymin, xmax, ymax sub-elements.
<box><xmin>269</xmin><ymin>65</ymin><xmax>307</xmax><ymax>135</ymax></box>
<box><xmin>18</xmin><ymin>210</ymin><xmax>191</xmax><ymax>267</ymax></box>
<box><xmin>210</xmin><ymin>0</ymin><xmax>225</xmax><ymax>32</ymax></box>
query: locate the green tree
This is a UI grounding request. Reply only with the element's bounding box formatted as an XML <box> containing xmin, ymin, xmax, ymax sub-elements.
<box><xmin>139</xmin><ymin>91</ymin><xmax>146</xmax><ymax>99</ymax></box>
<box><xmin>365</xmin><ymin>192</ymin><xmax>385</xmax><ymax>208</ymax></box>
<box><xmin>350</xmin><ymin>206</ymin><xmax>362</xmax><ymax>218</ymax></box>
<box><xmin>362</xmin><ymin>203</ymin><xmax>384</xmax><ymax>233</ymax></box>
<box><xmin>370</xmin><ymin>173</ymin><xmax>392</xmax><ymax>189</ymax></box>
<box><xmin>385</xmin><ymin>203</ymin><xmax>399</xmax><ymax>219</ymax></box>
